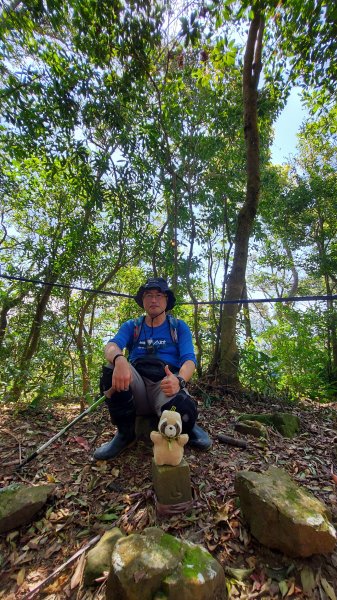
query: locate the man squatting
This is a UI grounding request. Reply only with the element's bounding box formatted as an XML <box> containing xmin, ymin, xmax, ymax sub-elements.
<box><xmin>93</xmin><ymin>277</ymin><xmax>212</xmax><ymax>461</ymax></box>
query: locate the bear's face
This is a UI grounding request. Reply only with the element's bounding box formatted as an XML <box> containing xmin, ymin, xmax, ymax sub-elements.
<box><xmin>158</xmin><ymin>410</ymin><xmax>182</xmax><ymax>438</ymax></box>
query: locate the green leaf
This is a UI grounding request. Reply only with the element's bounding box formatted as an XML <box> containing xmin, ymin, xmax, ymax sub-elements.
<box><xmin>320</xmin><ymin>577</ymin><xmax>336</xmax><ymax>600</ymax></box>
<box><xmin>300</xmin><ymin>566</ymin><xmax>315</xmax><ymax>594</ymax></box>
<box><xmin>224</xmin><ymin>567</ymin><xmax>254</xmax><ymax>581</ymax></box>
<box><xmin>278</xmin><ymin>580</ymin><xmax>288</xmax><ymax>597</ymax></box>
<box><xmin>97</xmin><ymin>513</ymin><xmax>118</xmax><ymax>521</ymax></box>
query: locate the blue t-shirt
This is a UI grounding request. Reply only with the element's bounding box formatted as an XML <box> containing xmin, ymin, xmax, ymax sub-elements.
<box><xmin>110</xmin><ymin>317</ymin><xmax>197</xmax><ymax>370</ymax></box>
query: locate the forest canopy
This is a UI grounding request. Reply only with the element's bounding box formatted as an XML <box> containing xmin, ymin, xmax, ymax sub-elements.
<box><xmin>0</xmin><ymin>0</ymin><xmax>337</xmax><ymax>406</ymax></box>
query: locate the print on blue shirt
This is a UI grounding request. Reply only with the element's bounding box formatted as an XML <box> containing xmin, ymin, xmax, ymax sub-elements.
<box><xmin>110</xmin><ymin>317</ymin><xmax>197</xmax><ymax>369</ymax></box>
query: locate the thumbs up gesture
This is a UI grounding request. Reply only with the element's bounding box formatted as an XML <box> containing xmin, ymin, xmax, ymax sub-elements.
<box><xmin>160</xmin><ymin>365</ymin><xmax>180</xmax><ymax>397</ymax></box>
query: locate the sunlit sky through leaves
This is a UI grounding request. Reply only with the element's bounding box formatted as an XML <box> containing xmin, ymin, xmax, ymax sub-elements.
<box><xmin>271</xmin><ymin>87</ymin><xmax>309</xmax><ymax>165</ymax></box>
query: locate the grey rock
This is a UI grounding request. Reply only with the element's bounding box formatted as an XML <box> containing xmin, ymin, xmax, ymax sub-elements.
<box><xmin>235</xmin><ymin>467</ymin><xmax>336</xmax><ymax>557</ymax></box>
<box><xmin>84</xmin><ymin>528</ymin><xmax>124</xmax><ymax>586</ymax></box>
<box><xmin>0</xmin><ymin>483</ymin><xmax>55</xmax><ymax>533</ymax></box>
<box><xmin>234</xmin><ymin>420</ymin><xmax>268</xmax><ymax>438</ymax></box>
<box><xmin>106</xmin><ymin>526</ymin><xmax>227</xmax><ymax>599</ymax></box>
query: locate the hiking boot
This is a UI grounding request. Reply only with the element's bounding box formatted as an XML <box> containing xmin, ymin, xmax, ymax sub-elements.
<box><xmin>188</xmin><ymin>424</ymin><xmax>212</xmax><ymax>451</ymax></box>
<box><xmin>93</xmin><ymin>430</ymin><xmax>136</xmax><ymax>461</ymax></box>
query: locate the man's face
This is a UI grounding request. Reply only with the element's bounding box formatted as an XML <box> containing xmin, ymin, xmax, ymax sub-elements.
<box><xmin>142</xmin><ymin>289</ymin><xmax>168</xmax><ymax>317</ymax></box>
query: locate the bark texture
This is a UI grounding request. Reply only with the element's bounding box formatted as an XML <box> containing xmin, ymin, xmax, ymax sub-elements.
<box><xmin>216</xmin><ymin>12</ymin><xmax>264</xmax><ymax>386</ymax></box>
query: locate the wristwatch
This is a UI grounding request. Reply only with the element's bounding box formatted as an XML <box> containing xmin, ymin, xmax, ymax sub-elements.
<box><xmin>176</xmin><ymin>375</ymin><xmax>186</xmax><ymax>390</ymax></box>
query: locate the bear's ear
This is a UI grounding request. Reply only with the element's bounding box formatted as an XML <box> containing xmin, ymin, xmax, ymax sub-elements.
<box><xmin>159</xmin><ymin>419</ymin><xmax>167</xmax><ymax>434</ymax></box>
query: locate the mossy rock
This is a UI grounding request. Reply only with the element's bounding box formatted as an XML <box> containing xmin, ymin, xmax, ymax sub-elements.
<box><xmin>234</xmin><ymin>420</ymin><xmax>268</xmax><ymax>439</ymax></box>
<box><xmin>235</xmin><ymin>467</ymin><xmax>336</xmax><ymax>557</ymax></box>
<box><xmin>84</xmin><ymin>527</ymin><xmax>124</xmax><ymax>586</ymax></box>
<box><xmin>0</xmin><ymin>483</ymin><xmax>55</xmax><ymax>533</ymax></box>
<box><xmin>237</xmin><ymin>412</ymin><xmax>300</xmax><ymax>437</ymax></box>
<box><xmin>106</xmin><ymin>526</ymin><xmax>227</xmax><ymax>599</ymax></box>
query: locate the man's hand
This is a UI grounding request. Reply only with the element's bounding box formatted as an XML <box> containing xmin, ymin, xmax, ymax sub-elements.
<box><xmin>112</xmin><ymin>357</ymin><xmax>132</xmax><ymax>392</ymax></box>
<box><xmin>160</xmin><ymin>365</ymin><xmax>180</xmax><ymax>397</ymax></box>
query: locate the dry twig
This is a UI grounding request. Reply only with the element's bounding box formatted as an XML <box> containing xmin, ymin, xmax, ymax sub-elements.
<box><xmin>21</xmin><ymin>535</ymin><xmax>100</xmax><ymax>600</ymax></box>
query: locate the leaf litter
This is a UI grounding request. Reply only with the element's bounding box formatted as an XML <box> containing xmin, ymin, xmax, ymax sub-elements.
<box><xmin>0</xmin><ymin>391</ymin><xmax>336</xmax><ymax>599</ymax></box>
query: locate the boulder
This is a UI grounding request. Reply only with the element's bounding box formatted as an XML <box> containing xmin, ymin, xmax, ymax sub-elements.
<box><xmin>235</xmin><ymin>467</ymin><xmax>336</xmax><ymax>557</ymax></box>
<box><xmin>0</xmin><ymin>483</ymin><xmax>55</xmax><ymax>533</ymax></box>
<box><xmin>106</xmin><ymin>527</ymin><xmax>227</xmax><ymax>600</ymax></box>
<box><xmin>234</xmin><ymin>420</ymin><xmax>268</xmax><ymax>438</ymax></box>
<box><xmin>237</xmin><ymin>412</ymin><xmax>300</xmax><ymax>437</ymax></box>
<box><xmin>84</xmin><ymin>528</ymin><xmax>124</xmax><ymax>586</ymax></box>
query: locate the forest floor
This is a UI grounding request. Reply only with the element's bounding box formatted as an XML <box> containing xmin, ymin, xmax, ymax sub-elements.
<box><xmin>0</xmin><ymin>389</ymin><xmax>337</xmax><ymax>600</ymax></box>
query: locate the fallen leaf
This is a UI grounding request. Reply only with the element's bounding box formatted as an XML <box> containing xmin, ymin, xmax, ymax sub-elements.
<box><xmin>16</xmin><ymin>567</ymin><xmax>25</xmax><ymax>586</ymax></box>
<box><xmin>246</xmin><ymin>556</ymin><xmax>257</xmax><ymax>569</ymax></box>
<box><xmin>44</xmin><ymin>574</ymin><xmax>68</xmax><ymax>593</ymax></box>
<box><xmin>46</xmin><ymin>473</ymin><xmax>56</xmax><ymax>483</ymax></box>
<box><xmin>97</xmin><ymin>513</ymin><xmax>118</xmax><ymax>521</ymax></box>
<box><xmin>279</xmin><ymin>580</ymin><xmax>288</xmax><ymax>597</ymax></box>
<box><xmin>301</xmin><ymin>566</ymin><xmax>315</xmax><ymax>594</ymax></box>
<box><xmin>74</xmin><ymin>471</ymin><xmax>82</xmax><ymax>484</ymax></box>
<box><xmin>320</xmin><ymin>576</ymin><xmax>336</xmax><ymax>600</ymax></box>
<box><xmin>69</xmin><ymin>436</ymin><xmax>90</xmax><ymax>451</ymax></box>
<box><xmin>27</xmin><ymin>535</ymin><xmax>47</xmax><ymax>549</ymax></box>
<box><xmin>224</xmin><ymin>566</ymin><xmax>254</xmax><ymax>581</ymax></box>
<box><xmin>214</xmin><ymin>504</ymin><xmax>230</xmax><ymax>524</ymax></box>
<box><xmin>44</xmin><ymin>542</ymin><xmax>62</xmax><ymax>559</ymax></box>
<box><xmin>14</xmin><ymin>551</ymin><xmax>34</xmax><ymax>565</ymax></box>
<box><xmin>331</xmin><ymin>473</ymin><xmax>337</xmax><ymax>484</ymax></box>
<box><xmin>87</xmin><ymin>476</ymin><xmax>101</xmax><ymax>491</ymax></box>
<box><xmin>70</xmin><ymin>553</ymin><xmax>86</xmax><ymax>589</ymax></box>
<box><xmin>239</xmin><ymin>526</ymin><xmax>250</xmax><ymax>546</ymax></box>
<box><xmin>287</xmin><ymin>580</ymin><xmax>295</xmax><ymax>596</ymax></box>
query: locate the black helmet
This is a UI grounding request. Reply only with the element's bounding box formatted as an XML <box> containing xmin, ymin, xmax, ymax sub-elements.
<box><xmin>135</xmin><ymin>277</ymin><xmax>176</xmax><ymax>310</ymax></box>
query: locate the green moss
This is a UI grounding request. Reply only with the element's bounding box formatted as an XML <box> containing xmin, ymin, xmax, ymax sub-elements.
<box><xmin>0</xmin><ymin>485</ymin><xmax>21</xmax><ymax>518</ymax></box>
<box><xmin>160</xmin><ymin>539</ymin><xmax>213</xmax><ymax>581</ymax></box>
<box><xmin>238</xmin><ymin>413</ymin><xmax>273</xmax><ymax>426</ymax></box>
<box><xmin>0</xmin><ymin>483</ymin><xmax>21</xmax><ymax>495</ymax></box>
<box><xmin>157</xmin><ymin>532</ymin><xmax>182</xmax><ymax>556</ymax></box>
<box><xmin>269</xmin><ymin>471</ymin><xmax>329</xmax><ymax>522</ymax></box>
<box><xmin>272</xmin><ymin>414</ymin><xmax>300</xmax><ymax>437</ymax></box>
<box><xmin>181</xmin><ymin>545</ymin><xmax>210</xmax><ymax>580</ymax></box>
<box><xmin>284</xmin><ymin>486</ymin><xmax>301</xmax><ymax>503</ymax></box>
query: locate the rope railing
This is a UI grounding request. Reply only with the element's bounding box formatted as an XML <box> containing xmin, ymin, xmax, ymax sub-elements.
<box><xmin>1</xmin><ymin>273</ymin><xmax>336</xmax><ymax>305</ymax></box>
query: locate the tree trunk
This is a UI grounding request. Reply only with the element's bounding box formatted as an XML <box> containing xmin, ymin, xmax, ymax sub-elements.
<box><xmin>215</xmin><ymin>12</ymin><xmax>264</xmax><ymax>386</ymax></box>
<box><xmin>0</xmin><ymin>291</ymin><xmax>26</xmax><ymax>348</ymax></box>
<box><xmin>285</xmin><ymin>244</ymin><xmax>299</xmax><ymax>297</ymax></box>
<box><xmin>11</xmin><ymin>278</ymin><xmax>56</xmax><ymax>402</ymax></box>
<box><xmin>242</xmin><ymin>282</ymin><xmax>253</xmax><ymax>340</ymax></box>
<box><xmin>73</xmin><ymin>257</ymin><xmax>125</xmax><ymax>405</ymax></box>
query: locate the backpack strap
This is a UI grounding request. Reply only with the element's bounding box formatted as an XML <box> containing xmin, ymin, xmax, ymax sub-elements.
<box><xmin>133</xmin><ymin>316</ymin><xmax>145</xmax><ymax>347</ymax></box>
<box><xmin>132</xmin><ymin>314</ymin><xmax>179</xmax><ymax>349</ymax></box>
<box><xmin>167</xmin><ymin>314</ymin><xmax>179</xmax><ymax>345</ymax></box>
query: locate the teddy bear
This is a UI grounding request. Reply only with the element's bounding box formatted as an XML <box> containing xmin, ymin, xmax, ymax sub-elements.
<box><xmin>150</xmin><ymin>410</ymin><xmax>189</xmax><ymax>467</ymax></box>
